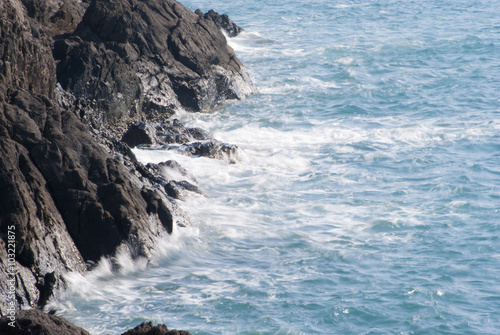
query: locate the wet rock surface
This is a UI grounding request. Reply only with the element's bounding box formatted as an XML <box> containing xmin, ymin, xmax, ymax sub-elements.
<box><xmin>136</xmin><ymin>160</ymin><xmax>207</xmax><ymax>201</ymax></box>
<box><xmin>0</xmin><ymin>309</ymin><xmax>192</xmax><ymax>335</ymax></box>
<box><xmin>0</xmin><ymin>309</ymin><xmax>91</xmax><ymax>335</ymax></box>
<box><xmin>1</xmin><ymin>1</ymin><xmax>251</xmax><ymax>331</ymax></box>
<box><xmin>123</xmin><ymin>119</ymin><xmax>240</xmax><ymax>163</ymax></box>
<box><xmin>198</xmin><ymin>9</ymin><xmax>244</xmax><ymax>37</ymax></box>
<box><xmin>121</xmin><ymin>321</ymin><xmax>192</xmax><ymax>335</ymax></box>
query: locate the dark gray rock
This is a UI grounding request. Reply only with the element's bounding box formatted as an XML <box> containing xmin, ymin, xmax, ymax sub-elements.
<box><xmin>123</xmin><ymin>119</ymin><xmax>240</xmax><ymax>163</ymax></box>
<box><xmin>0</xmin><ymin>0</ymin><xmax>251</xmax><ymax>322</ymax></box>
<box><xmin>0</xmin><ymin>0</ymin><xmax>177</xmax><ymax>314</ymax></box>
<box><xmin>135</xmin><ymin>160</ymin><xmax>206</xmax><ymax>201</ymax></box>
<box><xmin>56</xmin><ymin>0</ymin><xmax>255</xmax><ymax>129</ymax></box>
<box><xmin>121</xmin><ymin>321</ymin><xmax>191</xmax><ymax>335</ymax></box>
<box><xmin>138</xmin><ymin>140</ymin><xmax>240</xmax><ymax>164</ymax></box>
<box><xmin>122</xmin><ymin>122</ymin><xmax>155</xmax><ymax>148</ymax></box>
<box><xmin>0</xmin><ymin>87</ymin><xmax>176</xmax><ymax>313</ymax></box>
<box><xmin>159</xmin><ymin>160</ymin><xmax>198</xmax><ymax>184</ymax></box>
<box><xmin>21</xmin><ymin>0</ymin><xmax>89</xmax><ymax>36</ymax></box>
<box><xmin>199</xmin><ymin>9</ymin><xmax>243</xmax><ymax>37</ymax></box>
<box><xmin>0</xmin><ymin>309</ymin><xmax>192</xmax><ymax>335</ymax></box>
<box><xmin>0</xmin><ymin>309</ymin><xmax>91</xmax><ymax>335</ymax></box>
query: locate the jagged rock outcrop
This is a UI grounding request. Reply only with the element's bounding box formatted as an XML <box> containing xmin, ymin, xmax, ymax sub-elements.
<box><xmin>20</xmin><ymin>0</ymin><xmax>90</xmax><ymax>36</ymax></box>
<box><xmin>55</xmin><ymin>0</ymin><xmax>254</xmax><ymax>128</ymax></box>
<box><xmin>1</xmin><ymin>0</ymin><xmax>249</xmax><ymax>316</ymax></box>
<box><xmin>1</xmin><ymin>0</ymin><xmax>86</xmax><ymax>313</ymax></box>
<box><xmin>0</xmin><ymin>309</ymin><xmax>91</xmax><ymax>335</ymax></box>
<box><xmin>135</xmin><ymin>160</ymin><xmax>207</xmax><ymax>201</ymax></box>
<box><xmin>197</xmin><ymin>9</ymin><xmax>243</xmax><ymax>37</ymax></box>
<box><xmin>1</xmin><ymin>0</ymin><xmax>252</xmax><ymax>327</ymax></box>
<box><xmin>121</xmin><ymin>321</ymin><xmax>191</xmax><ymax>335</ymax></box>
<box><xmin>122</xmin><ymin>120</ymin><xmax>240</xmax><ymax>163</ymax></box>
<box><xmin>0</xmin><ymin>309</ymin><xmax>192</xmax><ymax>335</ymax></box>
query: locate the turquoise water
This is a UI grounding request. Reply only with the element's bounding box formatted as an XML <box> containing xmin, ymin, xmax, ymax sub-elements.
<box><xmin>50</xmin><ymin>1</ymin><xmax>500</xmax><ymax>334</ymax></box>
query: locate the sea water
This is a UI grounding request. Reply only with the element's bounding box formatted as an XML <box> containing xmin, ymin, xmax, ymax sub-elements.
<box><xmin>49</xmin><ymin>1</ymin><xmax>500</xmax><ymax>334</ymax></box>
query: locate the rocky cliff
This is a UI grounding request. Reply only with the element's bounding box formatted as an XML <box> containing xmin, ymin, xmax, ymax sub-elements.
<box><xmin>55</xmin><ymin>0</ymin><xmax>253</xmax><ymax>126</ymax></box>
<box><xmin>0</xmin><ymin>0</ymin><xmax>253</xmax><ymax>324</ymax></box>
<box><xmin>0</xmin><ymin>309</ymin><xmax>191</xmax><ymax>335</ymax></box>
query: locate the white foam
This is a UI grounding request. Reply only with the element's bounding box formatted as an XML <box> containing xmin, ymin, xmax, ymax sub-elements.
<box><xmin>335</xmin><ymin>57</ymin><xmax>356</xmax><ymax>65</ymax></box>
<box><xmin>302</xmin><ymin>76</ymin><xmax>340</xmax><ymax>89</ymax></box>
<box><xmin>226</xmin><ymin>30</ymin><xmax>274</xmax><ymax>54</ymax></box>
<box><xmin>132</xmin><ymin>148</ymin><xmax>164</xmax><ymax>164</ymax></box>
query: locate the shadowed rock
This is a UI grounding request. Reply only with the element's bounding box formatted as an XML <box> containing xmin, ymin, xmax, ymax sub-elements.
<box><xmin>198</xmin><ymin>9</ymin><xmax>243</xmax><ymax>37</ymax></box>
<box><xmin>121</xmin><ymin>122</ymin><xmax>155</xmax><ymax>148</ymax></box>
<box><xmin>0</xmin><ymin>310</ymin><xmax>192</xmax><ymax>335</ymax></box>
<box><xmin>0</xmin><ymin>0</ymin><xmax>252</xmax><ymax>323</ymax></box>
<box><xmin>0</xmin><ymin>309</ymin><xmax>91</xmax><ymax>335</ymax></box>
<box><xmin>121</xmin><ymin>321</ymin><xmax>191</xmax><ymax>335</ymax></box>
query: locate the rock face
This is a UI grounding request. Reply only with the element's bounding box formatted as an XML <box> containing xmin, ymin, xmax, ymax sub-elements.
<box><xmin>0</xmin><ymin>310</ymin><xmax>192</xmax><ymax>335</ymax></box>
<box><xmin>122</xmin><ymin>120</ymin><xmax>240</xmax><ymax>163</ymax></box>
<box><xmin>0</xmin><ymin>0</ymin><xmax>252</xmax><ymax>320</ymax></box>
<box><xmin>0</xmin><ymin>309</ymin><xmax>91</xmax><ymax>335</ymax></box>
<box><xmin>199</xmin><ymin>9</ymin><xmax>244</xmax><ymax>37</ymax></box>
<box><xmin>121</xmin><ymin>321</ymin><xmax>191</xmax><ymax>335</ymax></box>
<box><xmin>1</xmin><ymin>0</ymin><xmax>180</xmax><ymax>314</ymax></box>
<box><xmin>55</xmin><ymin>0</ymin><xmax>254</xmax><ymax>127</ymax></box>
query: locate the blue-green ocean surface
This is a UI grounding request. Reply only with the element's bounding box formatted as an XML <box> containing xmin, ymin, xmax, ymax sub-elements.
<box><xmin>49</xmin><ymin>1</ymin><xmax>500</xmax><ymax>334</ymax></box>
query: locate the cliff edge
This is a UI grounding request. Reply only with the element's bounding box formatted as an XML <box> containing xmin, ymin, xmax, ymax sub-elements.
<box><xmin>0</xmin><ymin>0</ymin><xmax>253</xmax><ymax>321</ymax></box>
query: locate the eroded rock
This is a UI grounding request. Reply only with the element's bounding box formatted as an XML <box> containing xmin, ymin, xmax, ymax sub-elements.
<box><xmin>0</xmin><ymin>309</ymin><xmax>91</xmax><ymax>335</ymax></box>
<box><xmin>0</xmin><ymin>0</ymin><xmax>251</xmax><ymax>320</ymax></box>
<box><xmin>121</xmin><ymin>321</ymin><xmax>191</xmax><ymax>335</ymax></box>
<box><xmin>56</xmin><ymin>0</ymin><xmax>255</xmax><ymax>129</ymax></box>
<box><xmin>199</xmin><ymin>9</ymin><xmax>243</xmax><ymax>37</ymax></box>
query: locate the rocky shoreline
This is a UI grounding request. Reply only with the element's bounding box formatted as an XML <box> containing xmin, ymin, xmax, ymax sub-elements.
<box><xmin>0</xmin><ymin>0</ymin><xmax>253</xmax><ymax>333</ymax></box>
<box><xmin>0</xmin><ymin>309</ymin><xmax>191</xmax><ymax>334</ymax></box>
